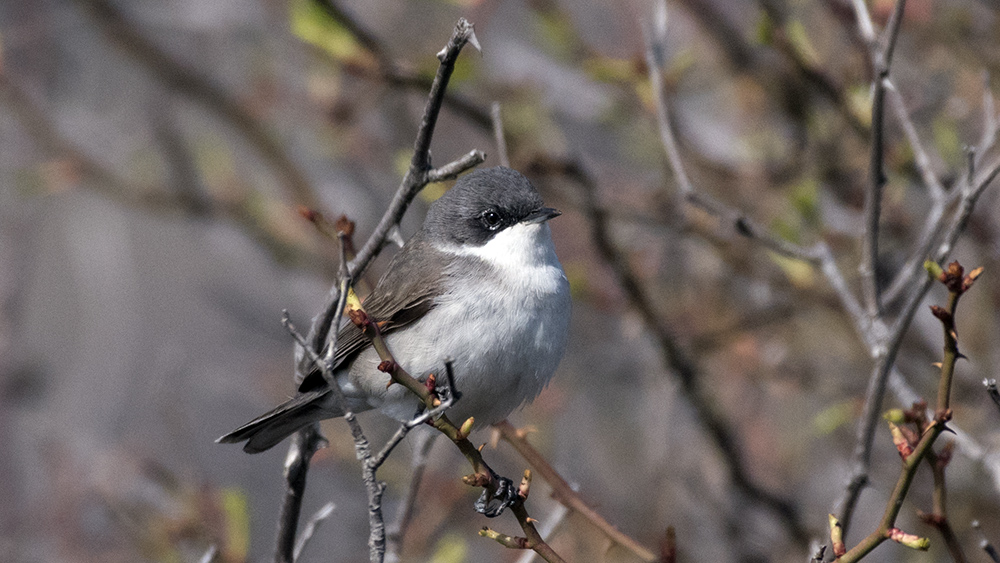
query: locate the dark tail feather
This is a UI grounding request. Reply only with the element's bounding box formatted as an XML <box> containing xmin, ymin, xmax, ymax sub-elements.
<box><xmin>217</xmin><ymin>390</ymin><xmax>334</xmax><ymax>453</ymax></box>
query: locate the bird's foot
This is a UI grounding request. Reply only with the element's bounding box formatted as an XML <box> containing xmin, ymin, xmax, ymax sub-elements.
<box><xmin>474</xmin><ymin>472</ymin><xmax>518</xmax><ymax>518</ymax></box>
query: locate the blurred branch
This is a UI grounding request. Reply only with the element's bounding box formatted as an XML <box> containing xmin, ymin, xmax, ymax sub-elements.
<box><xmin>77</xmin><ymin>0</ymin><xmax>325</xmax><ymax>213</ymax></box>
<box><xmin>643</xmin><ymin>14</ymin><xmax>869</xmax><ymax>334</ymax></box>
<box><xmin>0</xmin><ymin>74</ymin><xmax>330</xmax><ymax>271</ymax></box>
<box><xmin>491</xmin><ymin>102</ymin><xmax>511</xmax><ymax>168</ymax></box>
<box><xmin>676</xmin><ymin>0</ymin><xmax>867</xmax><ymax>135</ymax></box>
<box><xmin>530</xmin><ymin>154</ymin><xmax>809</xmax><ymax>545</ymax></box>
<box><xmin>973</xmin><ymin>520</ymin><xmax>1000</xmax><ymax>563</ymax></box>
<box><xmin>646</xmin><ymin>0</ymin><xmax>1000</xmax><ymax>550</ymax></box>
<box><xmin>275</xmin><ymin>248</ymin><xmax>350</xmax><ymax>563</ymax></box>
<box><xmin>293</xmin><ymin>502</ymin><xmax>336</xmax><ymax>563</ymax></box>
<box><xmin>313</xmin><ymin>0</ymin><xmax>492</xmax><ymax>129</ymax></box>
<box><xmin>385</xmin><ymin>432</ymin><xmax>437</xmax><ymax>562</ymax></box>
<box><xmin>273</xmin><ymin>426</ymin><xmax>327</xmax><ymax>562</ymax></box>
<box><xmin>986</xmin><ymin>380</ymin><xmax>1000</xmax><ymax>416</ymax></box>
<box><xmin>495</xmin><ymin>421</ymin><xmax>657</xmax><ymax>562</ymax></box>
<box><xmin>921</xmin><ymin>442</ymin><xmax>968</xmax><ymax>563</ymax></box>
<box><xmin>198</xmin><ymin>545</ymin><xmax>217</xmax><ymax>563</ymax></box>
<box><xmin>304</xmin><ymin>18</ymin><xmax>485</xmax><ymax>363</ymax></box>
<box><xmin>858</xmin><ymin>0</ymin><xmax>906</xmax><ymax>321</ymax></box>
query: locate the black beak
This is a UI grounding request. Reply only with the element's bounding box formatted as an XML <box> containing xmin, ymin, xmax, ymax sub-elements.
<box><xmin>522</xmin><ymin>207</ymin><xmax>561</xmax><ymax>225</ymax></box>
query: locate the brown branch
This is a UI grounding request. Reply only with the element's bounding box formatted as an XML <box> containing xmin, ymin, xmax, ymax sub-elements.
<box><xmin>490</xmin><ymin>102</ymin><xmax>511</xmax><ymax>168</ymax></box>
<box><xmin>835</xmin><ymin>262</ymin><xmax>979</xmax><ymax>562</ymax></box>
<box><xmin>303</xmin><ymin>18</ymin><xmax>484</xmax><ymax>367</ymax></box>
<box><xmin>530</xmin><ymin>155</ymin><xmax>809</xmax><ymax>545</ymax></box>
<box><xmin>494</xmin><ymin>421</ymin><xmax>657</xmax><ymax>562</ymax></box>
<box><xmin>385</xmin><ymin>432</ymin><xmax>437</xmax><ymax>559</ymax></box>
<box><xmin>859</xmin><ymin>0</ymin><xmax>907</xmax><ymax>320</ymax></box>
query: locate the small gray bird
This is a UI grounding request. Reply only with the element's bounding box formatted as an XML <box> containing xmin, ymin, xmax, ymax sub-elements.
<box><xmin>218</xmin><ymin>167</ymin><xmax>571</xmax><ymax>453</ymax></box>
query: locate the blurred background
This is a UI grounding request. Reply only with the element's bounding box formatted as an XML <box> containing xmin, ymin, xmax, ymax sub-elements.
<box><xmin>2</xmin><ymin>0</ymin><xmax>1000</xmax><ymax>561</ymax></box>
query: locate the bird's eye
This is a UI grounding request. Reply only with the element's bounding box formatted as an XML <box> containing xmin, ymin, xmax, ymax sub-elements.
<box><xmin>480</xmin><ymin>210</ymin><xmax>502</xmax><ymax>230</ymax></box>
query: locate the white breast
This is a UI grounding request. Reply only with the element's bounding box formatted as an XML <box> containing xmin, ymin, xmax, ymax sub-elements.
<box><xmin>345</xmin><ymin>222</ymin><xmax>571</xmax><ymax>426</ymax></box>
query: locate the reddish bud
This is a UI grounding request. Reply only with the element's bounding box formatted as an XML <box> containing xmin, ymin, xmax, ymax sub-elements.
<box><xmin>377</xmin><ymin>360</ymin><xmax>395</xmax><ymax>373</ymax></box>
<box><xmin>963</xmin><ymin>266</ymin><xmax>984</xmax><ymax>291</ymax></box>
<box><xmin>334</xmin><ymin>215</ymin><xmax>355</xmax><ymax>237</ymax></box>
<box><xmin>348</xmin><ymin>308</ymin><xmax>370</xmax><ymax>328</ymax></box>
<box><xmin>888</xmin><ymin>422</ymin><xmax>913</xmax><ymax>459</ymax></box>
<box><xmin>929</xmin><ymin>305</ymin><xmax>953</xmax><ymax>326</ymax></box>
<box><xmin>829</xmin><ymin>514</ymin><xmax>845</xmax><ymax>557</ymax></box>
<box><xmin>887</xmin><ymin>528</ymin><xmax>930</xmax><ymax>550</ymax></box>
<box><xmin>298</xmin><ymin>206</ymin><xmax>320</xmax><ymax>223</ymax></box>
<box><xmin>424</xmin><ymin>373</ymin><xmax>437</xmax><ymax>394</ymax></box>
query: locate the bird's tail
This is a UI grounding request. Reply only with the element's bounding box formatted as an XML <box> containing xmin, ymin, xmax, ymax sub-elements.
<box><xmin>217</xmin><ymin>390</ymin><xmax>334</xmax><ymax>453</ymax></box>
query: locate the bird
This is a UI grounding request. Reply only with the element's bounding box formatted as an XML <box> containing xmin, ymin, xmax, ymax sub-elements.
<box><xmin>218</xmin><ymin>166</ymin><xmax>571</xmax><ymax>453</ymax></box>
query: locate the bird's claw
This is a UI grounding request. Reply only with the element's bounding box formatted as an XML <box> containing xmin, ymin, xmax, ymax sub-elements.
<box><xmin>473</xmin><ymin>474</ymin><xmax>517</xmax><ymax>517</ymax></box>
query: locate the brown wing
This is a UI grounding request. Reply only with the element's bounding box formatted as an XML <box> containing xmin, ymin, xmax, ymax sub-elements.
<box><xmin>297</xmin><ymin>238</ymin><xmax>447</xmax><ymax>393</ymax></box>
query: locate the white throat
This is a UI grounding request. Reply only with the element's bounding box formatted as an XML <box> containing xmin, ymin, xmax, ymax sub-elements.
<box><xmin>441</xmin><ymin>221</ymin><xmax>562</xmax><ymax>286</ymax></box>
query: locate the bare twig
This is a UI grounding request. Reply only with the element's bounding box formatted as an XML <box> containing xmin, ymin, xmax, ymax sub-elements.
<box><xmin>835</xmin><ymin>153</ymin><xmax>1000</xmax><ymax>537</ymax></box>
<box><xmin>313</xmin><ymin>0</ymin><xmax>492</xmax><ymax>128</ymax></box>
<box><xmin>305</xmin><ymin>18</ymin><xmax>484</xmax><ymax>372</ymax></box>
<box><xmin>514</xmin><ymin>503</ymin><xmax>570</xmax><ymax>563</ymax></box>
<box><xmin>848</xmin><ymin>0</ymin><xmax>877</xmax><ymax>44</ymax></box>
<box><xmin>859</xmin><ymin>0</ymin><xmax>906</xmax><ymax>320</ymax></box>
<box><xmin>836</xmin><ymin>261</ymin><xmax>979</xmax><ymax>562</ymax></box>
<box><xmin>985</xmin><ymin>379</ymin><xmax>1000</xmax><ymax>416</ymax></box>
<box><xmin>198</xmin><ymin>545</ymin><xmax>217</xmax><ymax>563</ymax></box>
<box><xmin>491</xmin><ymin>102</ymin><xmax>511</xmax><ymax>168</ymax></box>
<box><xmin>540</xmin><ymin>155</ymin><xmax>808</xmax><ymax>545</ymax></box>
<box><xmin>644</xmin><ymin>13</ymin><xmax>694</xmax><ymax>197</ymax></box>
<box><xmin>495</xmin><ymin>421</ymin><xmax>657</xmax><ymax>562</ymax></box>
<box><xmin>292</xmin><ymin>502</ymin><xmax>336</xmax><ymax>563</ymax></box>
<box><xmin>385</xmin><ymin>432</ymin><xmax>438</xmax><ymax>561</ymax></box>
<box><xmin>973</xmin><ymin>520</ymin><xmax>1000</xmax><ymax>563</ymax></box>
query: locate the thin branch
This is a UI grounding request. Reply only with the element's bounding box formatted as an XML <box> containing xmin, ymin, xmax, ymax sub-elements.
<box><xmin>495</xmin><ymin>421</ymin><xmax>657</xmax><ymax>562</ymax></box>
<box><xmin>313</xmin><ymin>0</ymin><xmax>492</xmax><ymax>128</ymax></box>
<box><xmin>860</xmin><ymin>0</ymin><xmax>907</xmax><ymax>319</ymax></box>
<box><xmin>977</xmin><ymin>75</ymin><xmax>998</xmax><ymax>163</ymax></box>
<box><xmin>973</xmin><ymin>520</ymin><xmax>1000</xmax><ymax>563</ymax></box>
<box><xmin>837</xmin><ymin>262</ymin><xmax>978</xmax><ymax>562</ymax></box>
<box><xmin>549</xmin><ymin>156</ymin><xmax>809</xmax><ymax>544</ymax></box>
<box><xmin>491</xmin><ymin>102</ymin><xmax>511</xmax><ymax>168</ymax></box>
<box><xmin>643</xmin><ymin>18</ymin><xmax>694</xmax><ymax>197</ymax></box>
<box><xmin>305</xmin><ymin>18</ymin><xmax>482</xmax><ymax>365</ymax></box>
<box><xmin>835</xmin><ymin>152</ymin><xmax>1000</xmax><ymax>537</ymax></box>
<box><xmin>848</xmin><ymin>0</ymin><xmax>877</xmax><ymax>44</ymax></box>
<box><xmin>985</xmin><ymin>379</ymin><xmax>1000</xmax><ymax>416</ymax></box>
<box><xmin>292</xmin><ymin>502</ymin><xmax>336</xmax><ymax>563</ymax></box>
<box><xmin>514</xmin><ymin>503</ymin><xmax>570</xmax><ymax>563</ymax></box>
<box><xmin>885</xmin><ymin>80</ymin><xmax>946</xmax><ymax>199</ymax></box>
<box><xmin>385</xmin><ymin>432</ymin><xmax>438</xmax><ymax>561</ymax></box>
<box><xmin>198</xmin><ymin>545</ymin><xmax>217</xmax><ymax>563</ymax></box>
